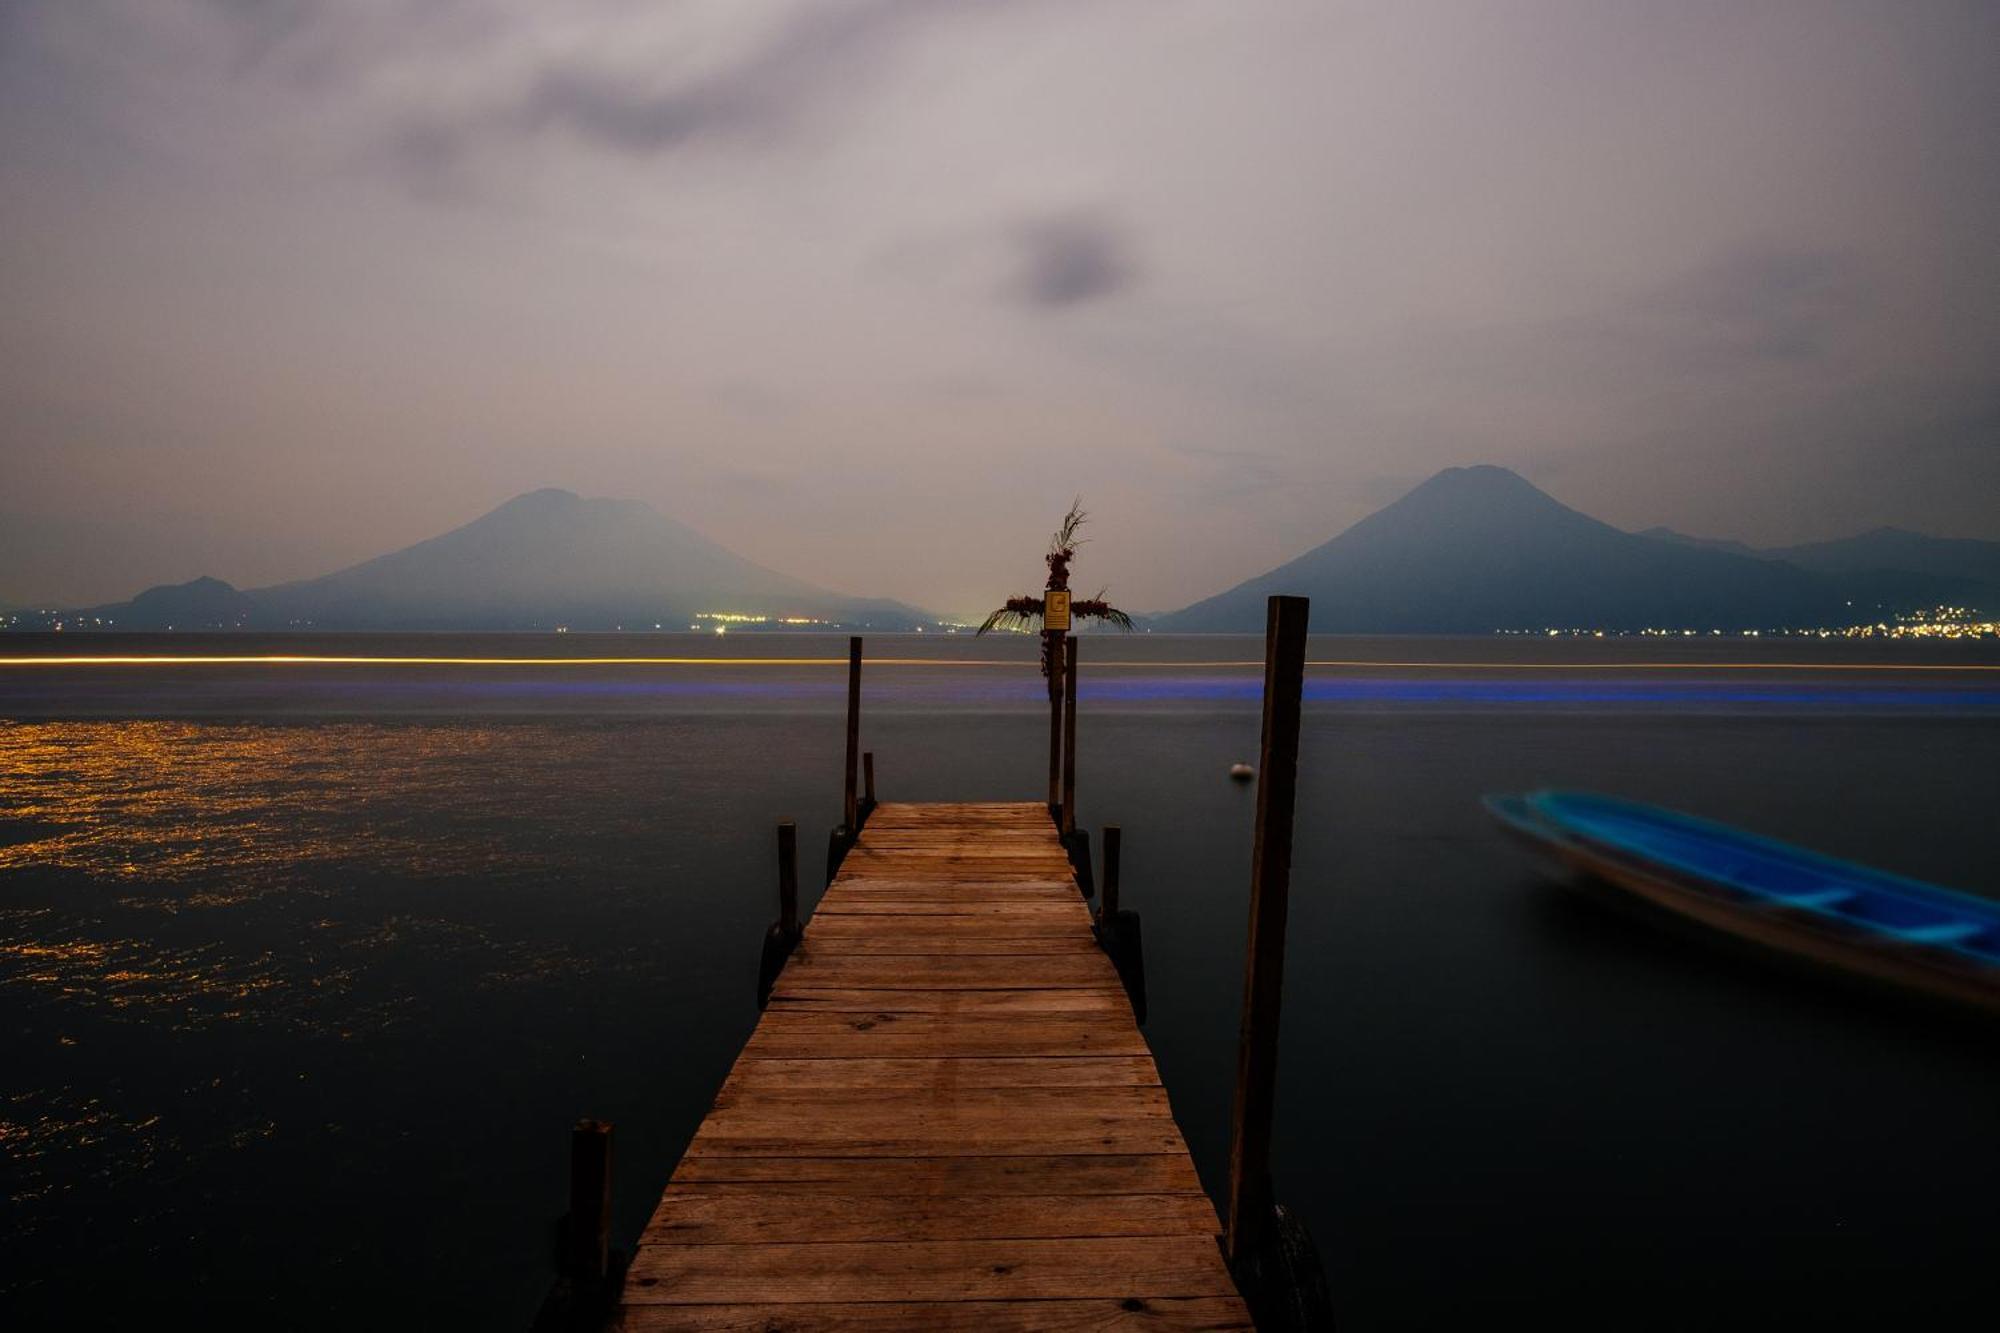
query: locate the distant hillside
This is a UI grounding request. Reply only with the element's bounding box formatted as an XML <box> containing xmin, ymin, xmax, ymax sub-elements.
<box><xmin>1763</xmin><ymin>528</ymin><xmax>2000</xmax><ymax>591</ymax></box>
<box><xmin>1158</xmin><ymin>467</ymin><xmax>1983</xmax><ymax>633</ymax></box>
<box><xmin>1636</xmin><ymin>527</ymin><xmax>1761</xmax><ymax>559</ymax></box>
<box><xmin>33</xmin><ymin>490</ymin><xmax>929</xmax><ymax>631</ymax></box>
<box><xmin>121</xmin><ymin>576</ymin><xmax>256</xmax><ymax>629</ymax></box>
<box><xmin>1645</xmin><ymin>525</ymin><xmax>2000</xmax><ymax>602</ymax></box>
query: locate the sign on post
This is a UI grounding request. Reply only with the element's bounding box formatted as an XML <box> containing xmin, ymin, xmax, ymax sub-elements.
<box><xmin>1043</xmin><ymin>588</ymin><xmax>1072</xmax><ymax>632</ymax></box>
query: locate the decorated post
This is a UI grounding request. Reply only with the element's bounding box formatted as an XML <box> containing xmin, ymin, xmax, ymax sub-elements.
<box><xmin>980</xmin><ymin>500</ymin><xmax>1133</xmax><ymax>847</ymax></box>
<box><xmin>977</xmin><ymin>499</ymin><xmax>1133</xmax><ymax>698</ymax></box>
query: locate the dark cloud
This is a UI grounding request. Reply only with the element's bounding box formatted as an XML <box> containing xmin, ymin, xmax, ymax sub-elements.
<box><xmin>386</xmin><ymin>0</ymin><xmax>982</xmax><ymax>183</ymax></box>
<box><xmin>1010</xmin><ymin>214</ymin><xmax>1137</xmax><ymax>309</ymax></box>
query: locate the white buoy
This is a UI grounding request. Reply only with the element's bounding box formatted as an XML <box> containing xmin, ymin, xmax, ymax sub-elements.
<box><xmin>1229</xmin><ymin>763</ymin><xmax>1255</xmax><ymax>781</ymax></box>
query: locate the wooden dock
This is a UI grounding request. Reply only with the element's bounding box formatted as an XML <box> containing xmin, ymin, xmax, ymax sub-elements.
<box><xmin>614</xmin><ymin>800</ymin><xmax>1252</xmax><ymax>1330</ymax></box>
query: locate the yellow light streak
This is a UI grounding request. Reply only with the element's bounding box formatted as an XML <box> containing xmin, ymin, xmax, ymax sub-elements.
<box><xmin>0</xmin><ymin>655</ymin><xmax>1995</xmax><ymax>672</ymax></box>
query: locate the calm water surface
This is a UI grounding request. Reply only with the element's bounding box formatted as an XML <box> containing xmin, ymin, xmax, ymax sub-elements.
<box><xmin>2</xmin><ymin>633</ymin><xmax>1996</xmax><ymax>1329</ymax></box>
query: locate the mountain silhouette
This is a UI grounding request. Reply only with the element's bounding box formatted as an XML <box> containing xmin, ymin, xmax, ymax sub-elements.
<box><xmin>1157</xmin><ymin>466</ymin><xmax>1982</xmax><ymax>632</ymax></box>
<box><xmin>61</xmin><ymin>575</ymin><xmax>256</xmax><ymax>630</ymax></box>
<box><xmin>60</xmin><ymin>491</ymin><xmax>927</xmax><ymax>631</ymax></box>
<box><xmin>1646</xmin><ymin>524</ymin><xmax>2000</xmax><ymax>598</ymax></box>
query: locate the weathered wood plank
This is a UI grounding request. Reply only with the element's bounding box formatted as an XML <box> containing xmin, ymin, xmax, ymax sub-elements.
<box><xmin>804</xmin><ymin>914</ymin><xmax>1088</xmax><ymax>937</ymax></box>
<box><xmin>770</xmin><ymin>988</ymin><xmax>1129</xmax><ymax>1014</ymax></box>
<box><xmin>809</xmin><ymin>898</ymin><xmax>1085</xmax><ymax>916</ymax></box>
<box><xmin>665</xmin><ymin>1153</ymin><xmax>1207</xmax><ymax>1197</ymax></box>
<box><xmin>642</xmin><ymin>1192</ymin><xmax>1222</xmax><ymax>1245</ymax></box>
<box><xmin>739</xmin><ymin>1013</ymin><xmax>1153</xmax><ymax>1059</ymax></box>
<box><xmin>820</xmin><ymin>875</ymin><xmax>1080</xmax><ymax>889</ymax></box>
<box><xmin>623</xmin><ymin>1236</ymin><xmax>1241</xmax><ymax>1303</ymax></box>
<box><xmin>707</xmin><ymin>1083</ymin><xmax>1176</xmax><ymax>1119</ymax></box>
<box><xmin>718</xmin><ymin>1057</ymin><xmax>1163</xmax><ymax>1092</ymax></box>
<box><xmin>773</xmin><ymin>954</ymin><xmax>1118</xmax><ymax>990</ymax></box>
<box><xmin>787</xmin><ymin>934</ymin><xmax>1102</xmax><ymax>956</ymax></box>
<box><xmin>613</xmin><ymin>1297</ymin><xmax>1253</xmax><ymax>1331</ymax></box>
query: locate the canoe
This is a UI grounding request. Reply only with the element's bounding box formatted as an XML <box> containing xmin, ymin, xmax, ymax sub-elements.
<box><xmin>1485</xmin><ymin>789</ymin><xmax>2000</xmax><ymax>1012</ymax></box>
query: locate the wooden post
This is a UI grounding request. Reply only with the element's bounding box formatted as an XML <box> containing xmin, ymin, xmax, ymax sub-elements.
<box><xmin>567</xmin><ymin>1118</ymin><xmax>613</xmax><ymax>1286</ymax></box>
<box><xmin>843</xmin><ymin>636</ymin><xmax>862</xmax><ymax>832</ymax></box>
<box><xmin>862</xmin><ymin>751</ymin><xmax>876</xmax><ymax>808</ymax></box>
<box><xmin>1225</xmin><ymin>594</ymin><xmax>1310</xmax><ymax>1269</ymax></box>
<box><xmin>1047</xmin><ymin>639</ymin><xmax>1065</xmax><ymax>817</ymax></box>
<box><xmin>1101</xmin><ymin>824</ymin><xmax>1122</xmax><ymax>918</ymax></box>
<box><xmin>1061</xmin><ymin>637</ymin><xmax>1079</xmax><ymax>836</ymax></box>
<box><xmin>777</xmin><ymin>820</ymin><xmax>799</xmax><ymax>936</ymax></box>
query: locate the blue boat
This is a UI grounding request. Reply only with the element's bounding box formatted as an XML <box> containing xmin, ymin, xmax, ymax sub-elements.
<box><xmin>1485</xmin><ymin>789</ymin><xmax>2000</xmax><ymax>1012</ymax></box>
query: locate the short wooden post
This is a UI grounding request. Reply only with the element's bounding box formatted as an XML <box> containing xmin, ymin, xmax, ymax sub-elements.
<box><xmin>1047</xmin><ymin>640</ymin><xmax>1065</xmax><ymax>816</ymax></box>
<box><xmin>1061</xmin><ymin>637</ymin><xmax>1079</xmax><ymax>835</ymax></box>
<box><xmin>777</xmin><ymin>820</ymin><xmax>799</xmax><ymax>936</ymax></box>
<box><xmin>1101</xmin><ymin>824</ymin><xmax>1122</xmax><ymax>918</ymax></box>
<box><xmin>567</xmin><ymin>1118</ymin><xmax>613</xmax><ymax>1287</ymax></box>
<box><xmin>843</xmin><ymin>636</ymin><xmax>862</xmax><ymax>832</ymax></box>
<box><xmin>1225</xmin><ymin>594</ymin><xmax>1310</xmax><ymax>1269</ymax></box>
<box><xmin>826</xmin><ymin>825</ymin><xmax>846</xmax><ymax>885</ymax></box>
<box><xmin>862</xmin><ymin>751</ymin><xmax>876</xmax><ymax>808</ymax></box>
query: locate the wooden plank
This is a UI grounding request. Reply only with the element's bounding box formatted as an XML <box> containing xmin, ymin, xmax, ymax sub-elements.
<box><xmin>770</xmin><ymin>988</ymin><xmax>1129</xmax><ymax>1014</ymax></box>
<box><xmin>810</xmin><ymin>899</ymin><xmax>1085</xmax><ymax>917</ymax></box>
<box><xmin>817</xmin><ymin>885</ymin><xmax>1082</xmax><ymax>902</ymax></box>
<box><xmin>717</xmin><ymin>1057</ymin><xmax>1164</xmax><ymax>1092</ymax></box>
<box><xmin>623</xmin><ymin>1236</ymin><xmax>1241</xmax><ymax>1303</ymax></box>
<box><xmin>739</xmin><ymin>1013</ymin><xmax>1153</xmax><ymax>1059</ymax></box>
<box><xmin>707</xmin><ymin>1083</ymin><xmax>1176</xmax><ymax>1118</ymax></box>
<box><xmin>642</xmin><ymin>1192</ymin><xmax>1222</xmax><ymax>1245</ymax></box>
<box><xmin>785</xmin><ymin>934</ymin><xmax>1102</xmax><ymax>956</ymax></box>
<box><xmin>682</xmin><ymin>1122</ymin><xmax>1190</xmax><ymax>1161</ymax></box>
<box><xmin>613</xmin><ymin>1297</ymin><xmax>1253</xmax><ymax>1331</ymax></box>
<box><xmin>803</xmin><ymin>914</ymin><xmax>1088</xmax><ymax>937</ymax></box>
<box><xmin>665</xmin><ymin>1153</ymin><xmax>1207</xmax><ymax>1197</ymax></box>
<box><xmin>770</xmin><ymin>954</ymin><xmax>1120</xmax><ymax>990</ymax></box>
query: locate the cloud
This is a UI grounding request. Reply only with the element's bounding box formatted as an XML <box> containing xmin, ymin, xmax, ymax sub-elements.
<box><xmin>1009</xmin><ymin>213</ymin><xmax>1137</xmax><ymax>309</ymax></box>
<box><xmin>382</xmin><ymin>0</ymin><xmax>989</xmax><ymax>186</ymax></box>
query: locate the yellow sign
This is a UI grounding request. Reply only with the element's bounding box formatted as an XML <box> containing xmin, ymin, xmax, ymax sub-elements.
<box><xmin>1043</xmin><ymin>589</ymin><xmax>1072</xmax><ymax>632</ymax></box>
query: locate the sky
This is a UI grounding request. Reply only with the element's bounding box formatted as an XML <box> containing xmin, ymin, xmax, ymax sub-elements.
<box><xmin>2</xmin><ymin>0</ymin><xmax>1996</xmax><ymax>615</ymax></box>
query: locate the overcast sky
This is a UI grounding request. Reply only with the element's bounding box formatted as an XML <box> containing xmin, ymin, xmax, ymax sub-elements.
<box><xmin>2</xmin><ymin>0</ymin><xmax>1995</xmax><ymax>613</ymax></box>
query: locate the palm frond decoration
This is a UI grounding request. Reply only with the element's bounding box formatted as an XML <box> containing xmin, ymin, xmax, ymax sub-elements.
<box><xmin>1073</xmin><ymin>595</ymin><xmax>1134</xmax><ymax>632</ymax></box>
<box><xmin>1049</xmin><ymin>498</ymin><xmax>1088</xmax><ymax>559</ymax></box>
<box><xmin>977</xmin><ymin>597</ymin><xmax>1045</xmax><ymax>635</ymax></box>
<box><xmin>979</xmin><ymin>502</ymin><xmax>1134</xmax><ymax>680</ymax></box>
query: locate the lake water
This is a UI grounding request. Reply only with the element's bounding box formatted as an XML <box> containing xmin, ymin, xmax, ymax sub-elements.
<box><xmin>2</xmin><ymin>632</ymin><xmax>1996</xmax><ymax>1329</ymax></box>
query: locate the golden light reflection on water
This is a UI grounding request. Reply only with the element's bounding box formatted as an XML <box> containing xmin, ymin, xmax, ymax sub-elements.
<box><xmin>0</xmin><ymin>932</ymin><xmax>289</xmax><ymax>1022</ymax></box>
<box><xmin>0</xmin><ymin>721</ymin><xmax>568</xmax><ymax>889</ymax></box>
<box><xmin>2</xmin><ymin>1089</ymin><xmax>185</xmax><ymax>1207</ymax></box>
<box><xmin>2</xmin><ymin>720</ymin><xmax>623</xmax><ymax>1212</ymax></box>
<box><xmin>0</xmin><ymin>722</ymin><xmax>607</xmax><ymax>1032</ymax></box>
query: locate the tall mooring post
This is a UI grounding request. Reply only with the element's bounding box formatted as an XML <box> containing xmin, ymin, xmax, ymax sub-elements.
<box><xmin>1060</xmin><ymin>637</ymin><xmax>1080</xmax><ymax>836</ymax></box>
<box><xmin>843</xmin><ymin>635</ymin><xmax>862</xmax><ymax>832</ymax></box>
<box><xmin>1047</xmin><ymin>641</ymin><xmax>1065</xmax><ymax>817</ymax></box>
<box><xmin>1226</xmin><ymin>594</ymin><xmax>1310</xmax><ymax>1269</ymax></box>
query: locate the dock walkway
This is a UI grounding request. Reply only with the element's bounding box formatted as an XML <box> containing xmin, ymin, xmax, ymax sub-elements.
<box><xmin>614</xmin><ymin>800</ymin><xmax>1251</xmax><ymax>1330</ymax></box>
